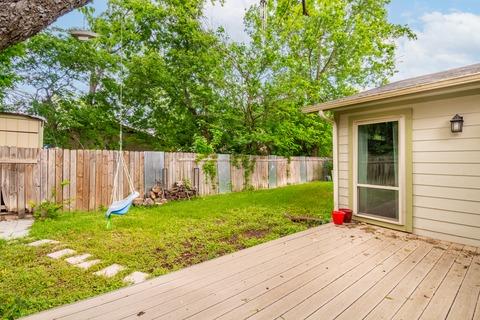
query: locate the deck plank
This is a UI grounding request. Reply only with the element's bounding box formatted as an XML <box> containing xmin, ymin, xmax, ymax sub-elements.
<box><xmin>210</xmin><ymin>232</ymin><xmax>401</xmax><ymax>320</ymax></box>
<box><xmin>392</xmin><ymin>243</ymin><xmax>464</xmax><ymax>320</ymax></box>
<box><xmin>364</xmin><ymin>243</ymin><xmax>450</xmax><ymax>320</ymax></box>
<box><xmin>419</xmin><ymin>246</ymin><xmax>475</xmax><ymax>320</ymax></box>
<box><xmin>239</xmin><ymin>235</ymin><xmax>402</xmax><ymax>320</ymax></box>
<box><xmin>22</xmin><ymin>224</ymin><xmax>479</xmax><ymax>320</ymax></box>
<box><xmin>90</xmin><ymin>227</ymin><xmax>365</xmax><ymax>320</ymax></box>
<box><xmin>474</xmin><ymin>293</ymin><xmax>480</xmax><ymax>320</ymax></box>
<box><xmin>339</xmin><ymin>243</ymin><xmax>447</xmax><ymax>320</ymax></box>
<box><xmin>286</xmin><ymin>241</ymin><xmax>425</xmax><ymax>320</ymax></box>
<box><xmin>25</xmin><ymin>224</ymin><xmax>334</xmax><ymax>320</ymax></box>
<box><xmin>446</xmin><ymin>247</ymin><xmax>480</xmax><ymax>320</ymax></box>
<box><xmin>149</xmin><ymin>231</ymin><xmax>377</xmax><ymax>320</ymax></box>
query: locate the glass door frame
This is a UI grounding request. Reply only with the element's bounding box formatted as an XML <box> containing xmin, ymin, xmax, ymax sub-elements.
<box><xmin>353</xmin><ymin>115</ymin><xmax>406</xmax><ymax>225</ymax></box>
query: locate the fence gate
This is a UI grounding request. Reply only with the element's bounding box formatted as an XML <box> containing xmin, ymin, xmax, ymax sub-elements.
<box><xmin>0</xmin><ymin>147</ymin><xmax>39</xmax><ymax>217</ymax></box>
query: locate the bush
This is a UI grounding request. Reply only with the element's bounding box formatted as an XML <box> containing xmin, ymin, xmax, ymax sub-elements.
<box><xmin>29</xmin><ymin>180</ymin><xmax>71</xmax><ymax>220</ymax></box>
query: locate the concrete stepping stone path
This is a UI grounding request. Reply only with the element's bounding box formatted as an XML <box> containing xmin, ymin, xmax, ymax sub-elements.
<box><xmin>94</xmin><ymin>264</ymin><xmax>125</xmax><ymax>278</ymax></box>
<box><xmin>0</xmin><ymin>219</ymin><xmax>34</xmax><ymax>240</ymax></box>
<box><xmin>65</xmin><ymin>254</ymin><xmax>92</xmax><ymax>265</ymax></box>
<box><xmin>76</xmin><ymin>259</ymin><xmax>101</xmax><ymax>270</ymax></box>
<box><xmin>30</xmin><ymin>240</ymin><xmax>150</xmax><ymax>281</ymax></box>
<box><xmin>47</xmin><ymin>248</ymin><xmax>76</xmax><ymax>259</ymax></box>
<box><xmin>123</xmin><ymin>271</ymin><xmax>149</xmax><ymax>285</ymax></box>
<box><xmin>28</xmin><ymin>239</ymin><xmax>60</xmax><ymax>247</ymax></box>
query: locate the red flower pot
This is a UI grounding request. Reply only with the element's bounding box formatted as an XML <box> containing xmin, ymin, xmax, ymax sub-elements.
<box><xmin>339</xmin><ymin>208</ymin><xmax>353</xmax><ymax>223</ymax></box>
<box><xmin>332</xmin><ymin>211</ymin><xmax>345</xmax><ymax>225</ymax></box>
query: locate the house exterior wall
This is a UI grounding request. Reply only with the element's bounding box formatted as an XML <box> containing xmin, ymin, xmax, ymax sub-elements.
<box><xmin>0</xmin><ymin>114</ymin><xmax>44</xmax><ymax>148</ymax></box>
<box><xmin>336</xmin><ymin>92</ymin><xmax>480</xmax><ymax>247</ymax></box>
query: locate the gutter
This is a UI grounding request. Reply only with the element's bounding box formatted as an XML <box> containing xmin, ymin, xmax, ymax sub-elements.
<box><xmin>304</xmin><ymin>73</ymin><xmax>480</xmax><ymax>113</ymax></box>
<box><xmin>318</xmin><ymin>111</ymin><xmax>339</xmax><ymax>211</ymax></box>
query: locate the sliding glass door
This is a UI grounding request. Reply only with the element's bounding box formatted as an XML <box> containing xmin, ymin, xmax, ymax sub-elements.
<box><xmin>355</xmin><ymin>118</ymin><xmax>403</xmax><ymax>223</ymax></box>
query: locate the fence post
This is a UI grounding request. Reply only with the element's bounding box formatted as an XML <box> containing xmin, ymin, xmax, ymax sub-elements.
<box><xmin>268</xmin><ymin>155</ymin><xmax>277</xmax><ymax>188</ymax></box>
<box><xmin>144</xmin><ymin>151</ymin><xmax>165</xmax><ymax>193</ymax></box>
<box><xmin>300</xmin><ymin>156</ymin><xmax>307</xmax><ymax>183</ymax></box>
<box><xmin>217</xmin><ymin>154</ymin><xmax>231</xmax><ymax>193</ymax></box>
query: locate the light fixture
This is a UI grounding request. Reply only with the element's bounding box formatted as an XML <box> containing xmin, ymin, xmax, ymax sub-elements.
<box><xmin>70</xmin><ymin>29</ymin><xmax>98</xmax><ymax>41</ymax></box>
<box><xmin>450</xmin><ymin>114</ymin><xmax>464</xmax><ymax>133</ymax></box>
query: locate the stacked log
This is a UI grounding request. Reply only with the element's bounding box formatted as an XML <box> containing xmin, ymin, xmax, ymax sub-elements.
<box><xmin>134</xmin><ymin>180</ymin><xmax>197</xmax><ymax>206</ymax></box>
<box><xmin>164</xmin><ymin>180</ymin><xmax>198</xmax><ymax>200</ymax></box>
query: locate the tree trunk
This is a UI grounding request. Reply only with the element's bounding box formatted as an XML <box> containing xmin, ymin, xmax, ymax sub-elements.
<box><xmin>301</xmin><ymin>0</ymin><xmax>309</xmax><ymax>16</ymax></box>
<box><xmin>0</xmin><ymin>0</ymin><xmax>92</xmax><ymax>51</ymax></box>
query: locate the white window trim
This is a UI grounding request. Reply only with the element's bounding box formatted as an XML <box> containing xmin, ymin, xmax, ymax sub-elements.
<box><xmin>353</xmin><ymin>115</ymin><xmax>406</xmax><ymax>225</ymax></box>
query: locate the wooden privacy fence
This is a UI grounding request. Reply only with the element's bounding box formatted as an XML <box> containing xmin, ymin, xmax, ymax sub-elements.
<box><xmin>0</xmin><ymin>147</ymin><xmax>330</xmax><ymax>215</ymax></box>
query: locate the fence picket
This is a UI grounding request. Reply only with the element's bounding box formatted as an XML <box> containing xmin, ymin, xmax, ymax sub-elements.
<box><xmin>76</xmin><ymin>150</ymin><xmax>84</xmax><ymax>210</ymax></box>
<box><xmin>95</xmin><ymin>150</ymin><xmax>102</xmax><ymax>210</ymax></box>
<box><xmin>69</xmin><ymin>151</ymin><xmax>76</xmax><ymax>211</ymax></box>
<box><xmin>88</xmin><ymin>151</ymin><xmax>96</xmax><ymax>211</ymax></box>
<box><xmin>17</xmin><ymin>148</ymin><xmax>25</xmax><ymax>217</ymax></box>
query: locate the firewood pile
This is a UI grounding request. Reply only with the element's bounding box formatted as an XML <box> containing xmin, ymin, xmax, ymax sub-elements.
<box><xmin>133</xmin><ymin>180</ymin><xmax>197</xmax><ymax>206</ymax></box>
<box><xmin>164</xmin><ymin>180</ymin><xmax>198</xmax><ymax>200</ymax></box>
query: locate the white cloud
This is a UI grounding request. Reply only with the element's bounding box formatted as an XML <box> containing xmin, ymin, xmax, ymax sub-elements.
<box><xmin>206</xmin><ymin>6</ymin><xmax>480</xmax><ymax>82</ymax></box>
<box><xmin>393</xmin><ymin>11</ymin><xmax>480</xmax><ymax>81</ymax></box>
<box><xmin>203</xmin><ymin>0</ymin><xmax>257</xmax><ymax>43</ymax></box>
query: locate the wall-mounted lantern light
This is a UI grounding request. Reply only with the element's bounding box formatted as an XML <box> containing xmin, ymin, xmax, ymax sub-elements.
<box><xmin>450</xmin><ymin>114</ymin><xmax>464</xmax><ymax>133</ymax></box>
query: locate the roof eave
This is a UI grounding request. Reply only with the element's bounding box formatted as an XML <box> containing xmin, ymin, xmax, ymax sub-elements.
<box><xmin>0</xmin><ymin>112</ymin><xmax>47</xmax><ymax>123</ymax></box>
<box><xmin>303</xmin><ymin>73</ymin><xmax>480</xmax><ymax>113</ymax></box>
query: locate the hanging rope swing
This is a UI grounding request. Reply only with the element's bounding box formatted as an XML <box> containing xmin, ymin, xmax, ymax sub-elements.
<box><xmin>105</xmin><ymin>152</ymin><xmax>139</xmax><ymax>228</ymax></box>
<box><xmin>105</xmin><ymin>11</ymin><xmax>139</xmax><ymax>228</ymax></box>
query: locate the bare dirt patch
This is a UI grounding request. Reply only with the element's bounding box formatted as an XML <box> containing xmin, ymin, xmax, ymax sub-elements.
<box><xmin>242</xmin><ymin>229</ymin><xmax>269</xmax><ymax>239</ymax></box>
<box><xmin>222</xmin><ymin>234</ymin><xmax>246</xmax><ymax>250</ymax></box>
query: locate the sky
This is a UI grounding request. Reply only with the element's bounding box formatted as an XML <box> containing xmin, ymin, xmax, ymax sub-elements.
<box><xmin>54</xmin><ymin>0</ymin><xmax>480</xmax><ymax>82</ymax></box>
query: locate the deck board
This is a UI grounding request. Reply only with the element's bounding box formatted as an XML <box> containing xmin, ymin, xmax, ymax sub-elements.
<box><xmin>419</xmin><ymin>246</ymin><xmax>474</xmax><ymax>320</ymax></box>
<box><xmin>23</xmin><ymin>224</ymin><xmax>480</xmax><ymax>320</ymax></box>
<box><xmin>363</xmin><ymin>243</ymin><xmax>450</xmax><ymax>320</ymax></box>
<box><xmin>447</xmin><ymin>247</ymin><xmax>480</xmax><ymax>320</ymax></box>
<box><xmin>90</xmin><ymin>227</ymin><xmax>361</xmax><ymax>320</ymax></box>
<box><xmin>244</xmin><ymin>236</ymin><xmax>400</xmax><ymax>320</ymax></box>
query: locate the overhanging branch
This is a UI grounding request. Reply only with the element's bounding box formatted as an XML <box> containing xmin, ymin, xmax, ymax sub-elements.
<box><xmin>0</xmin><ymin>0</ymin><xmax>92</xmax><ymax>51</ymax></box>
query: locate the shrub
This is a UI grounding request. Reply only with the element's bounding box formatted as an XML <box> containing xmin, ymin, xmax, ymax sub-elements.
<box><xmin>29</xmin><ymin>180</ymin><xmax>71</xmax><ymax>220</ymax></box>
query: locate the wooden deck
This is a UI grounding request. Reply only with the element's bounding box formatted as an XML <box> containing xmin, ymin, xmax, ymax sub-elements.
<box><xmin>25</xmin><ymin>223</ymin><xmax>480</xmax><ymax>320</ymax></box>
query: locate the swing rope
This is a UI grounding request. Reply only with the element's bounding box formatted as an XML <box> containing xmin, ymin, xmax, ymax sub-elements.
<box><xmin>106</xmin><ymin>9</ymin><xmax>138</xmax><ymax>228</ymax></box>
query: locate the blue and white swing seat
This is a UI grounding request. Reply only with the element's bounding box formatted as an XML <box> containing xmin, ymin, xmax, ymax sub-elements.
<box><xmin>106</xmin><ymin>152</ymin><xmax>139</xmax><ymax>222</ymax></box>
<box><xmin>106</xmin><ymin>191</ymin><xmax>139</xmax><ymax>216</ymax></box>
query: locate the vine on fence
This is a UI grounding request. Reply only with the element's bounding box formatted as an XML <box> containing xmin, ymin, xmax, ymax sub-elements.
<box><xmin>286</xmin><ymin>156</ymin><xmax>291</xmax><ymax>182</ymax></box>
<box><xmin>195</xmin><ymin>153</ymin><xmax>218</xmax><ymax>189</ymax></box>
<box><xmin>231</xmin><ymin>154</ymin><xmax>256</xmax><ymax>191</ymax></box>
<box><xmin>193</xmin><ymin>132</ymin><xmax>221</xmax><ymax>189</ymax></box>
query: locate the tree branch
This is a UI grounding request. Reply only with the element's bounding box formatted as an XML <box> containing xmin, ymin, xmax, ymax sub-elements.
<box><xmin>316</xmin><ymin>47</ymin><xmax>336</xmax><ymax>80</ymax></box>
<box><xmin>0</xmin><ymin>0</ymin><xmax>91</xmax><ymax>51</ymax></box>
<box><xmin>301</xmin><ymin>0</ymin><xmax>309</xmax><ymax>16</ymax></box>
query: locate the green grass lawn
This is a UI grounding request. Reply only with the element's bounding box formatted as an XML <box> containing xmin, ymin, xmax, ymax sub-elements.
<box><xmin>0</xmin><ymin>182</ymin><xmax>332</xmax><ymax>319</ymax></box>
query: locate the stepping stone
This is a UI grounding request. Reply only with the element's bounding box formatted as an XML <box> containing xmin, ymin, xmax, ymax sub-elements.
<box><xmin>27</xmin><ymin>239</ymin><xmax>60</xmax><ymax>247</ymax></box>
<box><xmin>0</xmin><ymin>220</ymin><xmax>34</xmax><ymax>240</ymax></box>
<box><xmin>94</xmin><ymin>264</ymin><xmax>125</xmax><ymax>278</ymax></box>
<box><xmin>123</xmin><ymin>272</ymin><xmax>149</xmax><ymax>285</ymax></box>
<box><xmin>76</xmin><ymin>259</ymin><xmax>101</xmax><ymax>270</ymax></box>
<box><xmin>47</xmin><ymin>249</ymin><xmax>75</xmax><ymax>259</ymax></box>
<box><xmin>65</xmin><ymin>254</ymin><xmax>92</xmax><ymax>265</ymax></box>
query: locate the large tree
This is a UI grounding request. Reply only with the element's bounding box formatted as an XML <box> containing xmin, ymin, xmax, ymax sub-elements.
<box><xmin>0</xmin><ymin>0</ymin><xmax>91</xmax><ymax>51</ymax></box>
<box><xmin>1</xmin><ymin>0</ymin><xmax>414</xmax><ymax>157</ymax></box>
<box><xmin>213</xmin><ymin>0</ymin><xmax>414</xmax><ymax>156</ymax></box>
